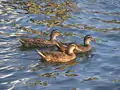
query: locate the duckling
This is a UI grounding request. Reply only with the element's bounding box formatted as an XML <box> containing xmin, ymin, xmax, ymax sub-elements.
<box><xmin>56</xmin><ymin>35</ymin><xmax>95</xmax><ymax>53</ymax></box>
<box><xmin>20</xmin><ymin>30</ymin><xmax>61</xmax><ymax>48</ymax></box>
<box><xmin>36</xmin><ymin>44</ymin><xmax>77</xmax><ymax>63</ymax></box>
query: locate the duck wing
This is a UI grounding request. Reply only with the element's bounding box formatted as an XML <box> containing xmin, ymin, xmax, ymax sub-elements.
<box><xmin>42</xmin><ymin>51</ymin><xmax>76</xmax><ymax>62</ymax></box>
<box><xmin>20</xmin><ymin>38</ymin><xmax>56</xmax><ymax>47</ymax></box>
<box><xmin>75</xmin><ymin>44</ymin><xmax>91</xmax><ymax>53</ymax></box>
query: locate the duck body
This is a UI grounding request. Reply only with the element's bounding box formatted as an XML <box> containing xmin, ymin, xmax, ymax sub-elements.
<box><xmin>37</xmin><ymin>51</ymin><xmax>76</xmax><ymax>62</ymax></box>
<box><xmin>57</xmin><ymin>44</ymin><xmax>91</xmax><ymax>53</ymax></box>
<box><xmin>36</xmin><ymin>44</ymin><xmax>77</xmax><ymax>63</ymax></box>
<box><xmin>20</xmin><ymin>38</ymin><xmax>57</xmax><ymax>48</ymax></box>
<box><xmin>20</xmin><ymin>30</ymin><xmax>61</xmax><ymax>48</ymax></box>
<box><xmin>75</xmin><ymin>44</ymin><xmax>91</xmax><ymax>53</ymax></box>
<box><xmin>56</xmin><ymin>35</ymin><xmax>95</xmax><ymax>53</ymax></box>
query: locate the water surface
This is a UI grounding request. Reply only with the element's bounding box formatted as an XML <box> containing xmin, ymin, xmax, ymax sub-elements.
<box><xmin>0</xmin><ymin>0</ymin><xmax>120</xmax><ymax>90</ymax></box>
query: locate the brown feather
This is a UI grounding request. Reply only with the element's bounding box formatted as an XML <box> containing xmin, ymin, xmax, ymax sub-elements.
<box><xmin>41</xmin><ymin>51</ymin><xmax>76</xmax><ymax>62</ymax></box>
<box><xmin>20</xmin><ymin>30</ymin><xmax>61</xmax><ymax>48</ymax></box>
<box><xmin>36</xmin><ymin>44</ymin><xmax>77</xmax><ymax>62</ymax></box>
<box><xmin>56</xmin><ymin>35</ymin><xmax>95</xmax><ymax>53</ymax></box>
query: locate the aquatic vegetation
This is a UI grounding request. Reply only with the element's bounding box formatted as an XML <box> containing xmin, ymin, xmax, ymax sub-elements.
<box><xmin>112</xmin><ymin>79</ymin><xmax>120</xmax><ymax>83</ymax></box>
<box><xmin>93</xmin><ymin>18</ymin><xmax>120</xmax><ymax>24</ymax></box>
<box><xmin>21</xmin><ymin>27</ymin><xmax>49</xmax><ymax>36</ymax></box>
<box><xmin>65</xmin><ymin>73</ymin><xmax>78</xmax><ymax>77</ymax></box>
<box><xmin>25</xmin><ymin>1</ymin><xmax>43</xmax><ymax>14</ymax></box>
<box><xmin>31</xmin><ymin>19</ymin><xmax>64</xmax><ymax>27</ymax></box>
<box><xmin>6</xmin><ymin>0</ymin><xmax>73</xmax><ymax>28</ymax></box>
<box><xmin>56</xmin><ymin>60</ymin><xmax>78</xmax><ymax>70</ymax></box>
<box><xmin>27</xmin><ymin>80</ymin><xmax>48</xmax><ymax>86</ymax></box>
<box><xmin>40</xmin><ymin>72</ymin><xmax>58</xmax><ymax>78</ymax></box>
<box><xmin>81</xmin><ymin>77</ymin><xmax>99</xmax><ymax>82</ymax></box>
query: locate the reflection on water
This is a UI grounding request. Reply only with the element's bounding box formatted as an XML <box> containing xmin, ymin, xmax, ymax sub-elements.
<box><xmin>0</xmin><ymin>0</ymin><xmax>120</xmax><ymax>90</ymax></box>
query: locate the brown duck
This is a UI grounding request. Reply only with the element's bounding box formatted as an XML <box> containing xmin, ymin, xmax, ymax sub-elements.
<box><xmin>56</xmin><ymin>35</ymin><xmax>95</xmax><ymax>53</ymax></box>
<box><xmin>36</xmin><ymin>44</ymin><xmax>77</xmax><ymax>63</ymax></box>
<box><xmin>20</xmin><ymin>30</ymin><xmax>61</xmax><ymax>48</ymax></box>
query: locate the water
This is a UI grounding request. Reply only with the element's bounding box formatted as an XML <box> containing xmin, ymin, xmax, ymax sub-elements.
<box><xmin>0</xmin><ymin>0</ymin><xmax>120</xmax><ymax>90</ymax></box>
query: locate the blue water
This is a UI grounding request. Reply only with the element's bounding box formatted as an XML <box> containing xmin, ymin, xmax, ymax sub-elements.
<box><xmin>0</xmin><ymin>0</ymin><xmax>120</xmax><ymax>90</ymax></box>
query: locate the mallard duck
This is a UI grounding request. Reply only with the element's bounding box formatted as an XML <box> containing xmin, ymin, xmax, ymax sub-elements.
<box><xmin>56</xmin><ymin>35</ymin><xmax>95</xmax><ymax>53</ymax></box>
<box><xmin>20</xmin><ymin>30</ymin><xmax>61</xmax><ymax>48</ymax></box>
<box><xmin>36</xmin><ymin>44</ymin><xmax>77</xmax><ymax>63</ymax></box>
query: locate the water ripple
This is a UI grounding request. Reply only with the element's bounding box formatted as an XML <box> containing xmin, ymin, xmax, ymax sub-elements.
<box><xmin>0</xmin><ymin>0</ymin><xmax>120</xmax><ymax>90</ymax></box>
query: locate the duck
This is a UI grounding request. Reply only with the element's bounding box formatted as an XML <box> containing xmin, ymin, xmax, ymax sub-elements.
<box><xmin>20</xmin><ymin>30</ymin><xmax>61</xmax><ymax>48</ymax></box>
<box><xmin>36</xmin><ymin>44</ymin><xmax>77</xmax><ymax>63</ymax></box>
<box><xmin>56</xmin><ymin>35</ymin><xmax>95</xmax><ymax>53</ymax></box>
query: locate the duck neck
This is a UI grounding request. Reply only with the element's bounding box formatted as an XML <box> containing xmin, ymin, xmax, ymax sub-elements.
<box><xmin>68</xmin><ymin>47</ymin><xmax>75</xmax><ymax>55</ymax></box>
<box><xmin>84</xmin><ymin>39</ymin><xmax>91</xmax><ymax>46</ymax></box>
<box><xmin>50</xmin><ymin>35</ymin><xmax>57</xmax><ymax>41</ymax></box>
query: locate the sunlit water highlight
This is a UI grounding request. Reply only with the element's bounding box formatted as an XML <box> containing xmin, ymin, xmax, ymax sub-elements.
<box><xmin>0</xmin><ymin>0</ymin><xmax>120</xmax><ymax>90</ymax></box>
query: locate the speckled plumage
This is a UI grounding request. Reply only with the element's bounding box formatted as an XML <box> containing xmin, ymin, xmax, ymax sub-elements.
<box><xmin>20</xmin><ymin>30</ymin><xmax>61</xmax><ymax>48</ymax></box>
<box><xmin>56</xmin><ymin>35</ymin><xmax>95</xmax><ymax>53</ymax></box>
<box><xmin>36</xmin><ymin>44</ymin><xmax>77</xmax><ymax>62</ymax></box>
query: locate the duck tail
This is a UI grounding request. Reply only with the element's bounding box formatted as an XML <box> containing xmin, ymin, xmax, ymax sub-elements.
<box><xmin>56</xmin><ymin>42</ymin><xmax>61</xmax><ymax>48</ymax></box>
<box><xmin>56</xmin><ymin>42</ymin><xmax>64</xmax><ymax>47</ymax></box>
<box><xmin>19</xmin><ymin>39</ymin><xmax>25</xmax><ymax>44</ymax></box>
<box><xmin>36</xmin><ymin>49</ymin><xmax>45</xmax><ymax>58</ymax></box>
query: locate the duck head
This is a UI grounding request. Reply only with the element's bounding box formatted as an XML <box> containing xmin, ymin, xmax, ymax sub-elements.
<box><xmin>50</xmin><ymin>30</ymin><xmax>62</xmax><ymax>41</ymax></box>
<box><xmin>84</xmin><ymin>35</ymin><xmax>95</xmax><ymax>45</ymax></box>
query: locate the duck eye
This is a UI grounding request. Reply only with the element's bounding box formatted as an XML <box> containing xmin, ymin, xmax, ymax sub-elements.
<box><xmin>87</xmin><ymin>36</ymin><xmax>92</xmax><ymax>38</ymax></box>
